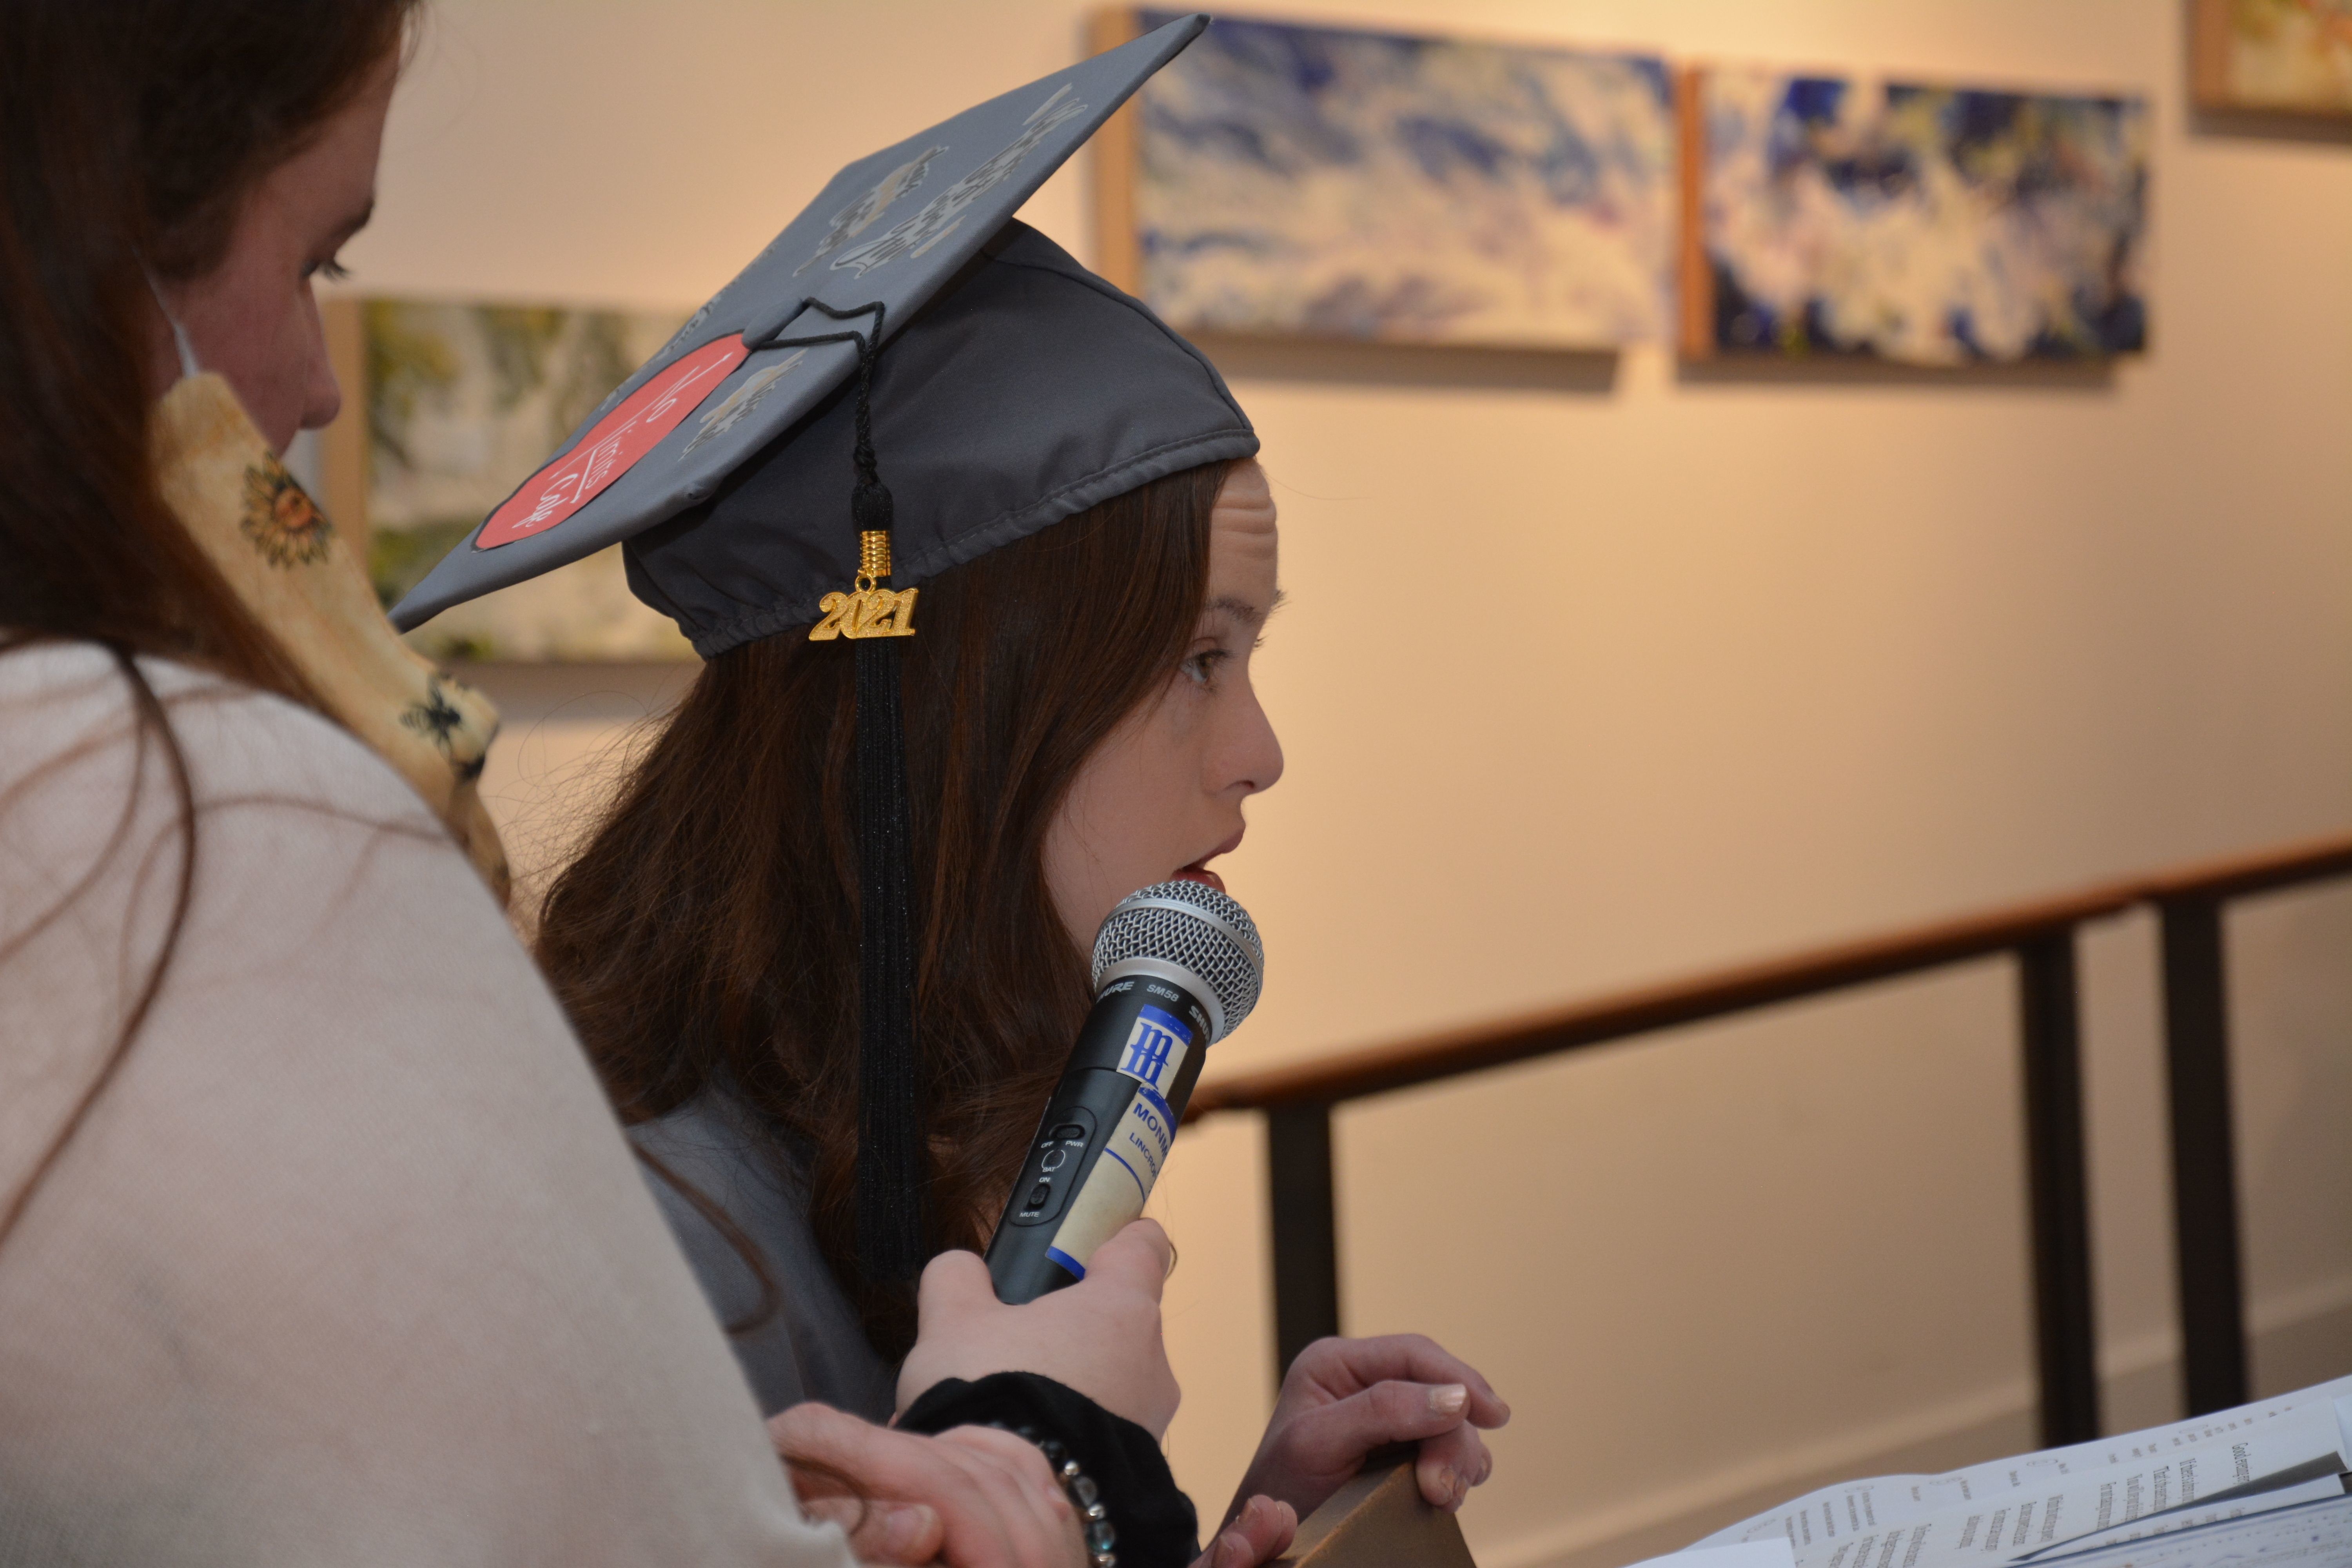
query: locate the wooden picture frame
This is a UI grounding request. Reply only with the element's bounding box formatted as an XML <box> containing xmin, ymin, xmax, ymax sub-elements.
<box><xmin>319</xmin><ymin>296</ymin><xmax>370</xmax><ymax>560</ymax></box>
<box><xmin>1675</xmin><ymin>66</ymin><xmax>1711</xmax><ymax>362</ymax></box>
<box><xmin>2191</xmin><ymin>0</ymin><xmax>2352</xmax><ymax>117</ymax></box>
<box><xmin>1090</xmin><ymin>7</ymin><xmax>1148</xmax><ymax>295</ymax></box>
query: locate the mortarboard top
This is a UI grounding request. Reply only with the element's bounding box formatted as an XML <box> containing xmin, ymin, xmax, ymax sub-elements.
<box><xmin>387</xmin><ymin>12</ymin><xmax>1215</xmax><ymax>635</ymax></box>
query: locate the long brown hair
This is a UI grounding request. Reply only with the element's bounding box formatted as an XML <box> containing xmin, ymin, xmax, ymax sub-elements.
<box><xmin>0</xmin><ymin>0</ymin><xmax>419</xmax><ymax>1244</ymax></box>
<box><xmin>539</xmin><ymin>461</ymin><xmax>1227</xmax><ymax>1354</ymax></box>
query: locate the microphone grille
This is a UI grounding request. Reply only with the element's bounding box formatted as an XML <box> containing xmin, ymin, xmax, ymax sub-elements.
<box><xmin>1090</xmin><ymin>880</ymin><xmax>1265</xmax><ymax>1043</ymax></box>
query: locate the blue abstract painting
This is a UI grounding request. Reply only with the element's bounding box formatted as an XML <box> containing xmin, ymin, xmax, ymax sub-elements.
<box><xmin>1691</xmin><ymin>70</ymin><xmax>2150</xmax><ymax>363</ymax></box>
<box><xmin>1127</xmin><ymin>11</ymin><xmax>1675</xmax><ymax>348</ymax></box>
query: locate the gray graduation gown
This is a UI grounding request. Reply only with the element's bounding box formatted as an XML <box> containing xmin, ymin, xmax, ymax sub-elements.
<box><xmin>630</xmin><ymin>1094</ymin><xmax>897</xmax><ymax>1423</ymax></box>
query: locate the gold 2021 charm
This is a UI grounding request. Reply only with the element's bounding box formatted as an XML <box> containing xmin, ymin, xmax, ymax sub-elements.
<box><xmin>809</xmin><ymin>528</ymin><xmax>917</xmax><ymax>641</ymax></box>
<box><xmin>809</xmin><ymin>585</ymin><xmax>918</xmax><ymax>639</ymax></box>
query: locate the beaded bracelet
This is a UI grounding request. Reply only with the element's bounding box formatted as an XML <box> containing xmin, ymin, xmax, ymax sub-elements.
<box><xmin>995</xmin><ymin>1421</ymin><xmax>1117</xmax><ymax>1568</ymax></box>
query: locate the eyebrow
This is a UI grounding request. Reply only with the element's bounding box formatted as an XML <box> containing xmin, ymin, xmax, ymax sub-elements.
<box><xmin>1205</xmin><ymin>587</ymin><xmax>1286</xmax><ymax>630</ymax></box>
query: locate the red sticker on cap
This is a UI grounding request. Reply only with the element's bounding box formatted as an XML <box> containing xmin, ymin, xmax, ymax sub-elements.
<box><xmin>477</xmin><ymin>333</ymin><xmax>751</xmax><ymax>549</ymax></box>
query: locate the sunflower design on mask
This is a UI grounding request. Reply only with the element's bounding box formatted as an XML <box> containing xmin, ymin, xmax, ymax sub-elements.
<box><xmin>240</xmin><ymin>459</ymin><xmax>334</xmax><ymax>568</ymax></box>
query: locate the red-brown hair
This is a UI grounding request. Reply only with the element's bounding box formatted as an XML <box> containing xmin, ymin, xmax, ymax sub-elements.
<box><xmin>538</xmin><ymin>461</ymin><xmax>1227</xmax><ymax>1354</ymax></box>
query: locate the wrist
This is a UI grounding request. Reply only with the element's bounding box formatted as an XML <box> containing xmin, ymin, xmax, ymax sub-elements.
<box><xmin>899</xmin><ymin>1371</ymin><xmax>1200</xmax><ymax>1568</ymax></box>
<box><xmin>993</xmin><ymin>1421</ymin><xmax>1119</xmax><ymax>1568</ymax></box>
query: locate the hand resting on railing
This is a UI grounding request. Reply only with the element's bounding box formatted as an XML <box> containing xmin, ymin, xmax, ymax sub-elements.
<box><xmin>1223</xmin><ymin>1334</ymin><xmax>1511</xmax><ymax>1528</ymax></box>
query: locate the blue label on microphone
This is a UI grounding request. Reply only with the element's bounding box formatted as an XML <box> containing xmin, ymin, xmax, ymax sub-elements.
<box><xmin>1049</xmin><ymin>1037</ymin><xmax>1185</xmax><ymax>1274</ymax></box>
<box><xmin>1117</xmin><ymin>1004</ymin><xmax>1191</xmax><ymax>1096</ymax></box>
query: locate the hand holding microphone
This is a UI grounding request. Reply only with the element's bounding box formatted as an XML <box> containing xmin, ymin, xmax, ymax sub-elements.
<box><xmin>984</xmin><ymin>880</ymin><xmax>1266</xmax><ymax>1303</ymax></box>
<box><xmin>893</xmin><ymin>880</ymin><xmax>1500</xmax><ymax>1566</ymax></box>
<box><xmin>900</xmin><ymin>1218</ymin><xmax>1183</xmax><ymax>1439</ymax></box>
<box><xmin>896</xmin><ymin>880</ymin><xmax>1262</xmax><ymax>1428</ymax></box>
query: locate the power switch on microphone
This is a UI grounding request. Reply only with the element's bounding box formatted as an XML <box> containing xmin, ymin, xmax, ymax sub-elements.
<box><xmin>1009</xmin><ymin>1109</ymin><xmax>1096</xmax><ymax>1226</ymax></box>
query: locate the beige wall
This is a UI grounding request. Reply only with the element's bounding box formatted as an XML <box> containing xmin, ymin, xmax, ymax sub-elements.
<box><xmin>344</xmin><ymin>3</ymin><xmax>2352</xmax><ymax>1564</ymax></box>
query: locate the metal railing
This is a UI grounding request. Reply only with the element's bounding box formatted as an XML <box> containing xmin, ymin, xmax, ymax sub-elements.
<box><xmin>1184</xmin><ymin>833</ymin><xmax>2352</xmax><ymax>1445</ymax></box>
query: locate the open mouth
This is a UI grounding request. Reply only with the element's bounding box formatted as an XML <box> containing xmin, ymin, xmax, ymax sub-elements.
<box><xmin>1171</xmin><ymin>829</ymin><xmax>1244</xmax><ymax>894</ymax></box>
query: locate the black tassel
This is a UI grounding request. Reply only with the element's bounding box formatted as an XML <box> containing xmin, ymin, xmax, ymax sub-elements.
<box><xmin>759</xmin><ymin>300</ymin><xmax>927</xmax><ymax>1281</ymax></box>
<box><xmin>854</xmin><ymin>631</ymin><xmax>922</xmax><ymax>1280</ymax></box>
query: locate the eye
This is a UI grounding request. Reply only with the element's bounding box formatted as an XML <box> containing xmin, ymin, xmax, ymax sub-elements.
<box><xmin>1180</xmin><ymin>648</ymin><xmax>1231</xmax><ymax>688</ymax></box>
<box><xmin>305</xmin><ymin>257</ymin><xmax>353</xmax><ymax>283</ymax></box>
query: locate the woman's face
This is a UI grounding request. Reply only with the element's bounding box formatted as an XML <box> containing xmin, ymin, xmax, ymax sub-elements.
<box><xmin>151</xmin><ymin>53</ymin><xmax>396</xmax><ymax>453</ymax></box>
<box><xmin>1044</xmin><ymin>460</ymin><xmax>1286</xmax><ymax>949</ymax></box>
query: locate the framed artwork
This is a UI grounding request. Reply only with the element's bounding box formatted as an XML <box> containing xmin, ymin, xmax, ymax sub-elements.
<box><xmin>322</xmin><ymin>297</ymin><xmax>697</xmax><ymax>662</ymax></box>
<box><xmin>2193</xmin><ymin>0</ymin><xmax>2352</xmax><ymax>116</ymax></box>
<box><xmin>1680</xmin><ymin>69</ymin><xmax>2150</xmax><ymax>365</ymax></box>
<box><xmin>1091</xmin><ymin>8</ymin><xmax>1676</xmax><ymax>350</ymax></box>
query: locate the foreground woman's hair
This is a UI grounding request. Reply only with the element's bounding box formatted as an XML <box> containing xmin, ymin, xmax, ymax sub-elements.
<box><xmin>0</xmin><ymin>0</ymin><xmax>417</xmax><ymax>1245</ymax></box>
<box><xmin>539</xmin><ymin>460</ymin><xmax>1225</xmax><ymax>1353</ymax></box>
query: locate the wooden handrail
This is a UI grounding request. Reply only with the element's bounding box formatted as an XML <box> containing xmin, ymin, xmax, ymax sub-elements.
<box><xmin>1187</xmin><ymin>830</ymin><xmax>2352</xmax><ymax>1118</ymax></box>
<box><xmin>2141</xmin><ymin>831</ymin><xmax>2352</xmax><ymax>904</ymax></box>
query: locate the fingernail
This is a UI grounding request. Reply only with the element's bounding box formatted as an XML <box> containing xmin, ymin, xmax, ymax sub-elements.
<box><xmin>883</xmin><ymin>1503</ymin><xmax>934</xmax><ymax>1555</ymax></box>
<box><xmin>1429</xmin><ymin>1383</ymin><xmax>1468</xmax><ymax>1417</ymax></box>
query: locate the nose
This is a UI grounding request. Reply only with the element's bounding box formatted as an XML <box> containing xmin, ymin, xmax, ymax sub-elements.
<box><xmin>296</xmin><ymin>288</ymin><xmax>343</xmax><ymax>437</ymax></box>
<box><xmin>1220</xmin><ymin>680</ymin><xmax>1285</xmax><ymax>800</ymax></box>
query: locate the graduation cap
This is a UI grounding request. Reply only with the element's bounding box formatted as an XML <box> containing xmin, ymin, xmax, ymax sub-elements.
<box><xmin>390</xmin><ymin>13</ymin><xmax>1258</xmax><ymax>1283</ymax></box>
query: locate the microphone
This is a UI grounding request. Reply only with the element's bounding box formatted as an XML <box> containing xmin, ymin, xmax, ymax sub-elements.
<box><xmin>985</xmin><ymin>879</ymin><xmax>1266</xmax><ymax>1303</ymax></box>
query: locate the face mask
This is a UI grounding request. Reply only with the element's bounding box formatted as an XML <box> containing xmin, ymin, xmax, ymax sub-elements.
<box><xmin>146</xmin><ymin>310</ymin><xmax>510</xmax><ymax>903</ymax></box>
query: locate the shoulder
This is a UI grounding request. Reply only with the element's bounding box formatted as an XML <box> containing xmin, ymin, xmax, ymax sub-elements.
<box><xmin>0</xmin><ymin>641</ymin><xmax>477</xmax><ymax>1218</ymax></box>
<box><xmin>633</xmin><ymin>1094</ymin><xmax>898</xmax><ymax>1421</ymax></box>
<box><xmin>631</xmin><ymin>1094</ymin><xmax>819</xmax><ymax>1319</ymax></box>
<box><xmin>0</xmin><ymin>639</ymin><xmax>485</xmax><ymax>1220</ymax></box>
<box><xmin>0</xmin><ymin>639</ymin><xmax>436</xmax><ymax>834</ymax></box>
<box><xmin>634</xmin><ymin>1092</ymin><xmax>810</xmax><ymax>1208</ymax></box>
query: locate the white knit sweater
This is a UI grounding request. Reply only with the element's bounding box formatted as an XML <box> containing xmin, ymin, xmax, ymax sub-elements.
<box><xmin>0</xmin><ymin>642</ymin><xmax>858</xmax><ymax>1567</ymax></box>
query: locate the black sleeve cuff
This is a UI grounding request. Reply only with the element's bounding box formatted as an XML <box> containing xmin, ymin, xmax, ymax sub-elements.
<box><xmin>897</xmin><ymin>1372</ymin><xmax>1200</xmax><ymax>1568</ymax></box>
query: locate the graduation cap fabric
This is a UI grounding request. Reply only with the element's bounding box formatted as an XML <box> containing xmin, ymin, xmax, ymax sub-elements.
<box><xmin>626</xmin><ymin>221</ymin><xmax>1255</xmax><ymax>659</ymax></box>
<box><xmin>388</xmin><ymin>12</ymin><xmax>1220</xmax><ymax>631</ymax></box>
<box><xmin>390</xmin><ymin>13</ymin><xmax>1257</xmax><ymax>1285</ymax></box>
